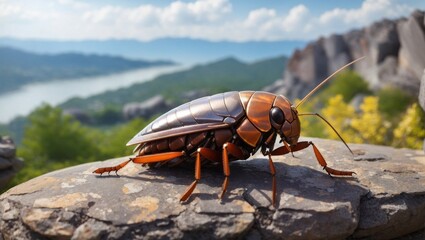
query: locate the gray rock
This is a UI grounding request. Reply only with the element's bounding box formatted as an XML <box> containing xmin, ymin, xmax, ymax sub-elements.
<box><xmin>421</xmin><ymin>70</ymin><xmax>425</xmax><ymax>153</ymax></box>
<box><xmin>0</xmin><ymin>136</ymin><xmax>23</xmax><ymax>190</ymax></box>
<box><xmin>123</xmin><ymin>95</ymin><xmax>169</xmax><ymax>120</ymax></box>
<box><xmin>398</xmin><ymin>10</ymin><xmax>425</xmax><ymax>82</ymax></box>
<box><xmin>0</xmin><ymin>158</ymin><xmax>12</xmax><ymax>171</ymax></box>
<box><xmin>365</xmin><ymin>19</ymin><xmax>400</xmax><ymax>64</ymax></box>
<box><xmin>274</xmin><ymin>40</ymin><xmax>329</xmax><ymax>100</ymax></box>
<box><xmin>63</xmin><ymin>108</ymin><xmax>92</xmax><ymax>124</ymax></box>
<box><xmin>0</xmin><ymin>136</ymin><xmax>15</xmax><ymax>159</ymax></box>
<box><xmin>1</xmin><ymin>138</ymin><xmax>425</xmax><ymax>239</ymax></box>
<box><xmin>266</xmin><ymin>10</ymin><xmax>425</xmax><ymax>100</ymax></box>
<box><xmin>420</xmin><ymin>69</ymin><xmax>425</xmax><ymax>112</ymax></box>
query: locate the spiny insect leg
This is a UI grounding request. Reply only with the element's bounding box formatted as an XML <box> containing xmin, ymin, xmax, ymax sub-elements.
<box><xmin>93</xmin><ymin>151</ymin><xmax>184</xmax><ymax>176</ymax></box>
<box><xmin>93</xmin><ymin>160</ymin><xmax>131</xmax><ymax>175</ymax></box>
<box><xmin>180</xmin><ymin>148</ymin><xmax>220</xmax><ymax>202</ymax></box>
<box><xmin>268</xmin><ymin>155</ymin><xmax>277</xmax><ymax>206</ymax></box>
<box><xmin>220</xmin><ymin>143</ymin><xmax>244</xmax><ymax>200</ymax></box>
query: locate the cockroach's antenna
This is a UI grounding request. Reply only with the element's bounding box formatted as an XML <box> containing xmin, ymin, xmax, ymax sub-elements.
<box><xmin>295</xmin><ymin>56</ymin><xmax>365</xmax><ymax>109</ymax></box>
<box><xmin>298</xmin><ymin>113</ymin><xmax>353</xmax><ymax>155</ymax></box>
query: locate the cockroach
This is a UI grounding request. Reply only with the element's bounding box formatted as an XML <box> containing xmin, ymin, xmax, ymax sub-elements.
<box><xmin>93</xmin><ymin>57</ymin><xmax>365</xmax><ymax>205</ymax></box>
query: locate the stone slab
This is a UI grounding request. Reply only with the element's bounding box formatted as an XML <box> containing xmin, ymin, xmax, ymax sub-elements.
<box><xmin>1</xmin><ymin>138</ymin><xmax>425</xmax><ymax>239</ymax></box>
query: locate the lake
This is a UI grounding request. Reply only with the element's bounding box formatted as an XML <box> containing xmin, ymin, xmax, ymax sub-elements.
<box><xmin>0</xmin><ymin>65</ymin><xmax>188</xmax><ymax>123</ymax></box>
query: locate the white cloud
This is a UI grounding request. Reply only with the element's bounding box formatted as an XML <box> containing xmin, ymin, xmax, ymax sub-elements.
<box><xmin>0</xmin><ymin>0</ymin><xmax>419</xmax><ymax>41</ymax></box>
<box><xmin>83</xmin><ymin>0</ymin><xmax>231</xmax><ymax>26</ymax></box>
<box><xmin>244</xmin><ymin>8</ymin><xmax>276</xmax><ymax>27</ymax></box>
<box><xmin>319</xmin><ymin>0</ymin><xmax>412</xmax><ymax>26</ymax></box>
<box><xmin>282</xmin><ymin>5</ymin><xmax>310</xmax><ymax>32</ymax></box>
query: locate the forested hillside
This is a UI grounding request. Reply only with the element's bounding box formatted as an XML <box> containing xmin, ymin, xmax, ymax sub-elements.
<box><xmin>61</xmin><ymin>56</ymin><xmax>287</xmax><ymax>110</ymax></box>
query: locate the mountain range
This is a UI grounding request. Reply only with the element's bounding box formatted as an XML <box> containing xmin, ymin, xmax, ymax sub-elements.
<box><xmin>0</xmin><ymin>38</ymin><xmax>305</xmax><ymax>64</ymax></box>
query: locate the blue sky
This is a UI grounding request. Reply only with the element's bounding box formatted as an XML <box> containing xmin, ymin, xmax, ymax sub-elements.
<box><xmin>1</xmin><ymin>0</ymin><xmax>424</xmax><ymax>42</ymax></box>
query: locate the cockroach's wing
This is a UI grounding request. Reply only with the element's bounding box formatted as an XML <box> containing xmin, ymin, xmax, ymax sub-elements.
<box><xmin>126</xmin><ymin>91</ymin><xmax>246</xmax><ymax>146</ymax></box>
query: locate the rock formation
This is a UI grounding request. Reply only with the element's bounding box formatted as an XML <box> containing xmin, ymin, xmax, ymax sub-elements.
<box><xmin>1</xmin><ymin>138</ymin><xmax>424</xmax><ymax>239</ymax></box>
<box><xmin>0</xmin><ymin>136</ymin><xmax>23</xmax><ymax>191</ymax></box>
<box><xmin>123</xmin><ymin>90</ymin><xmax>209</xmax><ymax>120</ymax></box>
<box><xmin>265</xmin><ymin>10</ymin><xmax>425</xmax><ymax>101</ymax></box>
<box><xmin>123</xmin><ymin>95</ymin><xmax>169</xmax><ymax>120</ymax></box>
<box><xmin>420</xmin><ymin>70</ymin><xmax>425</xmax><ymax>152</ymax></box>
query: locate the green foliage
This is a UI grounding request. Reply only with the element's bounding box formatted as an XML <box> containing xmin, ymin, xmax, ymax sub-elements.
<box><xmin>19</xmin><ymin>104</ymin><xmax>98</xmax><ymax>162</ymax></box>
<box><xmin>0</xmin><ymin>124</ymin><xmax>10</xmax><ymax>135</ymax></box>
<box><xmin>91</xmin><ymin>105</ymin><xmax>123</xmax><ymax>125</ymax></box>
<box><xmin>319</xmin><ymin>70</ymin><xmax>370</xmax><ymax>103</ymax></box>
<box><xmin>377</xmin><ymin>87</ymin><xmax>414</xmax><ymax>116</ymax></box>
<box><xmin>97</xmin><ymin>118</ymin><xmax>148</xmax><ymax>158</ymax></box>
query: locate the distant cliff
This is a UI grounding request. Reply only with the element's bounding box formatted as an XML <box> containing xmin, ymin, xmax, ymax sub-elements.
<box><xmin>265</xmin><ymin>10</ymin><xmax>425</xmax><ymax>100</ymax></box>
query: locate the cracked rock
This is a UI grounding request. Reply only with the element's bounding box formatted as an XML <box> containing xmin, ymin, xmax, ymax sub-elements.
<box><xmin>1</xmin><ymin>138</ymin><xmax>425</xmax><ymax>239</ymax></box>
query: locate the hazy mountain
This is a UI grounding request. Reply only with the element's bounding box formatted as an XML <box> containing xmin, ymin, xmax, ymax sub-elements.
<box><xmin>0</xmin><ymin>37</ymin><xmax>305</xmax><ymax>64</ymax></box>
<box><xmin>0</xmin><ymin>47</ymin><xmax>174</xmax><ymax>94</ymax></box>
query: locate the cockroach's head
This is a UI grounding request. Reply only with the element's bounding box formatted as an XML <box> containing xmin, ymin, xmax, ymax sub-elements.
<box><xmin>269</xmin><ymin>96</ymin><xmax>300</xmax><ymax>146</ymax></box>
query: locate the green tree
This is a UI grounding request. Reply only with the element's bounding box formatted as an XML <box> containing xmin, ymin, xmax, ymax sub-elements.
<box><xmin>10</xmin><ymin>104</ymin><xmax>100</xmax><ymax>186</ymax></box>
<box><xmin>377</xmin><ymin>87</ymin><xmax>414</xmax><ymax>116</ymax></box>
<box><xmin>98</xmin><ymin>118</ymin><xmax>148</xmax><ymax>158</ymax></box>
<box><xmin>319</xmin><ymin>70</ymin><xmax>370</xmax><ymax>102</ymax></box>
<box><xmin>393</xmin><ymin>103</ymin><xmax>425</xmax><ymax>149</ymax></box>
<box><xmin>19</xmin><ymin>104</ymin><xmax>98</xmax><ymax>162</ymax></box>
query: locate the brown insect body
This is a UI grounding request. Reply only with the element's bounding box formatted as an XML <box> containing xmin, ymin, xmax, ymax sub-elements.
<box><xmin>93</xmin><ymin>57</ymin><xmax>365</xmax><ymax>205</ymax></box>
<box><xmin>129</xmin><ymin>91</ymin><xmax>300</xmax><ymax>165</ymax></box>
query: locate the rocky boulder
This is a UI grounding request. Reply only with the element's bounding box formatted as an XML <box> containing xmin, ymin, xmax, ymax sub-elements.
<box><xmin>1</xmin><ymin>138</ymin><xmax>425</xmax><ymax>239</ymax></box>
<box><xmin>266</xmin><ymin>10</ymin><xmax>425</xmax><ymax>99</ymax></box>
<box><xmin>0</xmin><ymin>136</ymin><xmax>24</xmax><ymax>191</ymax></box>
<box><xmin>420</xmin><ymin>69</ymin><xmax>425</xmax><ymax>112</ymax></box>
<box><xmin>420</xmin><ymin>70</ymin><xmax>425</xmax><ymax>153</ymax></box>
<box><xmin>123</xmin><ymin>95</ymin><xmax>169</xmax><ymax>120</ymax></box>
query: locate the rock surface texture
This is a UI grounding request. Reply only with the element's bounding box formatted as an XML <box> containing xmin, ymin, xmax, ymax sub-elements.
<box><xmin>420</xmin><ymin>69</ymin><xmax>425</xmax><ymax>112</ymax></box>
<box><xmin>1</xmin><ymin>138</ymin><xmax>425</xmax><ymax>239</ymax></box>
<box><xmin>421</xmin><ymin>70</ymin><xmax>425</xmax><ymax>153</ymax></box>
<box><xmin>265</xmin><ymin>10</ymin><xmax>425</xmax><ymax>100</ymax></box>
<box><xmin>0</xmin><ymin>136</ymin><xmax>23</xmax><ymax>191</ymax></box>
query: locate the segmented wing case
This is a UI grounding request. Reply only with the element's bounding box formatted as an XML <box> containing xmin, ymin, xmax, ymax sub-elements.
<box><xmin>126</xmin><ymin>91</ymin><xmax>245</xmax><ymax>146</ymax></box>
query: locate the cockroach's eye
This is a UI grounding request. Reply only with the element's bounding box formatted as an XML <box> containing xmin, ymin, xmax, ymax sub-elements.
<box><xmin>270</xmin><ymin>107</ymin><xmax>285</xmax><ymax>126</ymax></box>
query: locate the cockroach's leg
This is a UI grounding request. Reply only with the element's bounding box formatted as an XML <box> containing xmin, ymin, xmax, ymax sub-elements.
<box><xmin>283</xmin><ymin>141</ymin><xmax>295</xmax><ymax>157</ymax></box>
<box><xmin>310</xmin><ymin>142</ymin><xmax>355</xmax><ymax>176</ymax></box>
<box><xmin>180</xmin><ymin>148</ymin><xmax>220</xmax><ymax>202</ymax></box>
<box><xmin>220</xmin><ymin>143</ymin><xmax>244</xmax><ymax>200</ymax></box>
<box><xmin>93</xmin><ymin>151</ymin><xmax>184</xmax><ymax>175</ymax></box>
<box><xmin>271</xmin><ymin>141</ymin><xmax>355</xmax><ymax>176</ymax></box>
<box><xmin>132</xmin><ymin>151</ymin><xmax>184</xmax><ymax>164</ymax></box>
<box><xmin>93</xmin><ymin>159</ymin><xmax>131</xmax><ymax>175</ymax></box>
<box><xmin>268</xmin><ymin>154</ymin><xmax>277</xmax><ymax>206</ymax></box>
